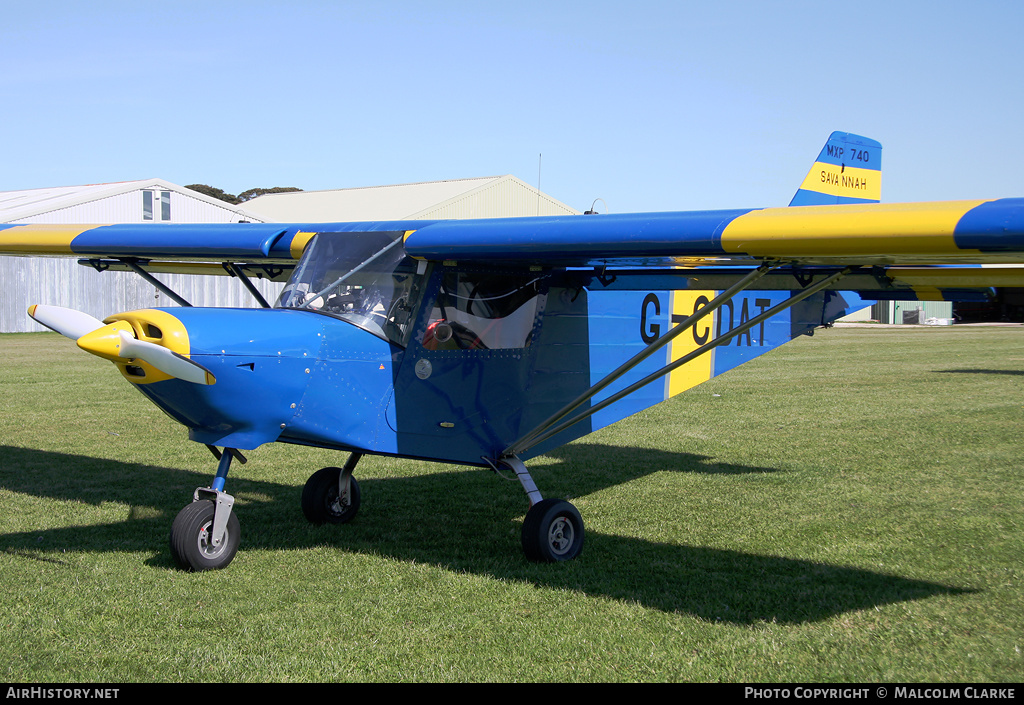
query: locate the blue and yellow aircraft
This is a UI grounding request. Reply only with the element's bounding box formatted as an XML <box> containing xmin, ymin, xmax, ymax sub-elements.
<box><xmin>3</xmin><ymin>132</ymin><xmax>1024</xmax><ymax>571</ymax></box>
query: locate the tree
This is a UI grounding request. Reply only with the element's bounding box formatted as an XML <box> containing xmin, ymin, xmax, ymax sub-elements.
<box><xmin>237</xmin><ymin>187</ymin><xmax>303</xmax><ymax>203</ymax></box>
<box><xmin>185</xmin><ymin>184</ymin><xmax>240</xmax><ymax>205</ymax></box>
<box><xmin>184</xmin><ymin>184</ymin><xmax>304</xmax><ymax>205</ymax></box>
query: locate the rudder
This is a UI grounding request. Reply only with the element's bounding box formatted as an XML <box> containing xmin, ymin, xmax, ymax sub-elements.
<box><xmin>789</xmin><ymin>131</ymin><xmax>882</xmax><ymax>206</ymax></box>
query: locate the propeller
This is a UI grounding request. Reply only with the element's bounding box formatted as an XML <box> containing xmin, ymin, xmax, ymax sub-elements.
<box><xmin>113</xmin><ymin>330</ymin><xmax>215</xmax><ymax>385</ymax></box>
<box><xmin>28</xmin><ymin>304</ymin><xmax>105</xmax><ymax>340</ymax></box>
<box><xmin>28</xmin><ymin>304</ymin><xmax>216</xmax><ymax>385</ymax></box>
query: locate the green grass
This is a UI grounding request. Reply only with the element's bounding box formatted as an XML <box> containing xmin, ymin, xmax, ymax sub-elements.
<box><xmin>0</xmin><ymin>327</ymin><xmax>1021</xmax><ymax>682</ymax></box>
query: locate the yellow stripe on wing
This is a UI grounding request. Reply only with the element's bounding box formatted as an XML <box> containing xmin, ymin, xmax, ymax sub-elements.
<box><xmin>721</xmin><ymin>200</ymin><xmax>988</xmax><ymax>258</ymax></box>
<box><xmin>909</xmin><ymin>285</ymin><xmax>945</xmax><ymax>301</ymax></box>
<box><xmin>887</xmin><ymin>266</ymin><xmax>1024</xmax><ymax>288</ymax></box>
<box><xmin>0</xmin><ymin>224</ymin><xmax>97</xmax><ymax>254</ymax></box>
<box><xmin>288</xmin><ymin>231</ymin><xmax>318</xmax><ymax>260</ymax></box>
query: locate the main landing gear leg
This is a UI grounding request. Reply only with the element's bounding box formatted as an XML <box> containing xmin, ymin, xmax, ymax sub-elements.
<box><xmin>169</xmin><ymin>447</ymin><xmax>244</xmax><ymax>571</ymax></box>
<box><xmin>499</xmin><ymin>456</ymin><xmax>584</xmax><ymax>563</ymax></box>
<box><xmin>301</xmin><ymin>452</ymin><xmax>362</xmax><ymax>525</ymax></box>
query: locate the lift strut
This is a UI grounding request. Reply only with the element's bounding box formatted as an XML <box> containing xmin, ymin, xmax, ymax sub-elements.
<box><xmin>119</xmin><ymin>259</ymin><xmax>193</xmax><ymax>307</ymax></box>
<box><xmin>502</xmin><ymin>265</ymin><xmax>852</xmax><ymax>459</ymax></box>
<box><xmin>224</xmin><ymin>262</ymin><xmax>272</xmax><ymax>308</ymax></box>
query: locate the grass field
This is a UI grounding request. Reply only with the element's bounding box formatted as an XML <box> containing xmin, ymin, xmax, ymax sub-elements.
<box><xmin>0</xmin><ymin>326</ymin><xmax>1021</xmax><ymax>682</ymax></box>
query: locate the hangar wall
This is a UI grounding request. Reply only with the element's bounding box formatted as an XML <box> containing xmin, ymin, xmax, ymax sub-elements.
<box><xmin>0</xmin><ymin>180</ymin><xmax>277</xmax><ymax>333</ymax></box>
<box><xmin>2</xmin><ymin>175</ymin><xmax>581</xmax><ymax>333</ymax></box>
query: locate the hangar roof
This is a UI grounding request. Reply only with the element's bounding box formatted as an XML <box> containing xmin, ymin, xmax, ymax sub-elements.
<box><xmin>242</xmin><ymin>174</ymin><xmax>580</xmax><ymax>222</ymax></box>
<box><xmin>0</xmin><ymin>179</ymin><xmax>264</xmax><ymax>223</ymax></box>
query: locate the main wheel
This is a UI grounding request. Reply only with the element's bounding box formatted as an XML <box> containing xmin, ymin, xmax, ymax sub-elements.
<box><xmin>169</xmin><ymin>500</ymin><xmax>240</xmax><ymax>572</ymax></box>
<box><xmin>302</xmin><ymin>466</ymin><xmax>361</xmax><ymax>525</ymax></box>
<box><xmin>521</xmin><ymin>498</ymin><xmax>585</xmax><ymax>562</ymax></box>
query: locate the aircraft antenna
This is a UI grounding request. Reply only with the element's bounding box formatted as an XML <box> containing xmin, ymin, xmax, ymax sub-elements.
<box><xmin>537</xmin><ymin>153</ymin><xmax>542</xmax><ymax>215</ymax></box>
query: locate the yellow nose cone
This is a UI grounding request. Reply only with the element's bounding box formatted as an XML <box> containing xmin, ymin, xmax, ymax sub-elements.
<box><xmin>76</xmin><ymin>320</ymin><xmax>135</xmax><ymax>362</ymax></box>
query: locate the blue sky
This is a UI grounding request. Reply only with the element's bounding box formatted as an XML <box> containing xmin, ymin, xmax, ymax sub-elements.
<box><xmin>2</xmin><ymin>0</ymin><xmax>1022</xmax><ymax>214</ymax></box>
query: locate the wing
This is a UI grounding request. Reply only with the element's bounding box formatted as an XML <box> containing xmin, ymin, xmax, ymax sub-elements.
<box><xmin>3</xmin><ymin>127</ymin><xmax>1019</xmax><ymax>286</ymax></box>
<box><xmin>400</xmin><ymin>198</ymin><xmax>1024</xmax><ymax>267</ymax></box>
<box><xmin>0</xmin><ymin>221</ymin><xmax>419</xmax><ymax>281</ymax></box>
<box><xmin>6</xmin><ymin>200</ymin><xmax>1023</xmax><ymax>268</ymax></box>
<box><xmin>4</xmin><ymin>198</ymin><xmax>1024</xmax><ymax>296</ymax></box>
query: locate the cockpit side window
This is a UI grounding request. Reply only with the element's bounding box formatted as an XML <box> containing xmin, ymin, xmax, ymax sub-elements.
<box><xmin>421</xmin><ymin>271</ymin><xmax>543</xmax><ymax>351</ymax></box>
<box><xmin>276</xmin><ymin>231</ymin><xmax>423</xmax><ymax>346</ymax></box>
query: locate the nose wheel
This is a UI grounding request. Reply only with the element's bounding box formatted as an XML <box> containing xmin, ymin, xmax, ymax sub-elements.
<box><xmin>170</xmin><ymin>499</ymin><xmax>240</xmax><ymax>571</ymax></box>
<box><xmin>169</xmin><ymin>446</ymin><xmax>243</xmax><ymax>572</ymax></box>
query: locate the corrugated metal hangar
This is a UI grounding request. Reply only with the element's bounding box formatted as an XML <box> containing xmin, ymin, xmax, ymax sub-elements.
<box><xmin>1</xmin><ymin>175</ymin><xmax>579</xmax><ymax>332</ymax></box>
<box><xmin>1</xmin><ymin>179</ymin><xmax>272</xmax><ymax>333</ymax></box>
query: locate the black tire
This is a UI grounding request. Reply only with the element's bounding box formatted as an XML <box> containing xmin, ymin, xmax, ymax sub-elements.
<box><xmin>169</xmin><ymin>500</ymin><xmax>240</xmax><ymax>572</ymax></box>
<box><xmin>301</xmin><ymin>466</ymin><xmax>361</xmax><ymax>525</ymax></box>
<box><xmin>521</xmin><ymin>498</ymin><xmax>584</xmax><ymax>562</ymax></box>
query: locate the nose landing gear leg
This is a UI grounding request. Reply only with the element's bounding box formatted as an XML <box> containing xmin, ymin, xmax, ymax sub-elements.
<box><xmin>169</xmin><ymin>447</ymin><xmax>244</xmax><ymax>571</ymax></box>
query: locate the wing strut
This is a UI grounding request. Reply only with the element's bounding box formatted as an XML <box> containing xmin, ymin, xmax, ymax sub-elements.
<box><xmin>503</xmin><ymin>263</ymin><xmax>776</xmax><ymax>458</ymax></box>
<box><xmin>121</xmin><ymin>259</ymin><xmax>193</xmax><ymax>307</ymax></box>
<box><xmin>224</xmin><ymin>262</ymin><xmax>272</xmax><ymax>308</ymax></box>
<box><xmin>502</xmin><ymin>265</ymin><xmax>852</xmax><ymax>459</ymax></box>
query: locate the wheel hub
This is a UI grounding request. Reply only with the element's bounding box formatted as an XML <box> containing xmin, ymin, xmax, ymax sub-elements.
<box><xmin>547</xmin><ymin>517</ymin><xmax>575</xmax><ymax>555</ymax></box>
<box><xmin>327</xmin><ymin>487</ymin><xmax>349</xmax><ymax>516</ymax></box>
<box><xmin>197</xmin><ymin>521</ymin><xmax>228</xmax><ymax>557</ymax></box>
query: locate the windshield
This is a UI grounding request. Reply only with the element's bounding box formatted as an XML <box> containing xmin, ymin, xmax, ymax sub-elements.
<box><xmin>275</xmin><ymin>231</ymin><xmax>421</xmax><ymax>345</ymax></box>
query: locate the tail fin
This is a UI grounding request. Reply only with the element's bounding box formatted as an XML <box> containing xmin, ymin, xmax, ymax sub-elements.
<box><xmin>789</xmin><ymin>131</ymin><xmax>882</xmax><ymax>206</ymax></box>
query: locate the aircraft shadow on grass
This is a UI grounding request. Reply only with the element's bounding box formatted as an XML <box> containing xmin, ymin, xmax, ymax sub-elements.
<box><xmin>937</xmin><ymin>368</ymin><xmax>1024</xmax><ymax>376</ymax></box>
<box><xmin>0</xmin><ymin>444</ymin><xmax>970</xmax><ymax>624</ymax></box>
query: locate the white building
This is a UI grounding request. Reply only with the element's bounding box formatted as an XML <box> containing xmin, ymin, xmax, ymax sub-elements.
<box><xmin>0</xmin><ymin>179</ymin><xmax>272</xmax><ymax>333</ymax></box>
<box><xmin>242</xmin><ymin>174</ymin><xmax>579</xmax><ymax>222</ymax></box>
<box><xmin>2</xmin><ymin>175</ymin><xmax>580</xmax><ymax>333</ymax></box>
